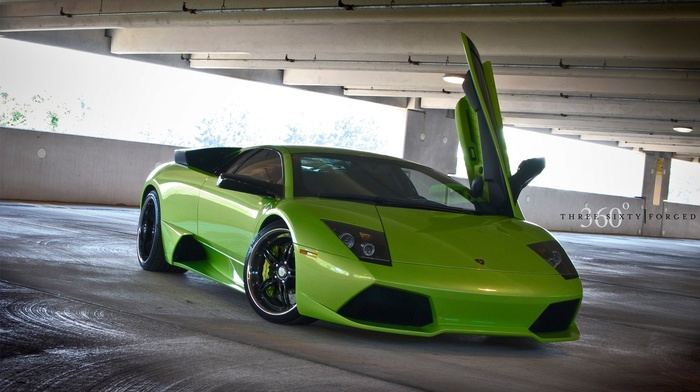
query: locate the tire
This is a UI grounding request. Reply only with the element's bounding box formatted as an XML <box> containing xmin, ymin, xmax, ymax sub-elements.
<box><xmin>137</xmin><ymin>190</ymin><xmax>186</xmax><ymax>273</ymax></box>
<box><xmin>244</xmin><ymin>221</ymin><xmax>314</xmax><ymax>325</ymax></box>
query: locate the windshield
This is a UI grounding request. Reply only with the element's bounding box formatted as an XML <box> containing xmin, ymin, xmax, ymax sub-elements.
<box><xmin>293</xmin><ymin>153</ymin><xmax>477</xmax><ymax>214</ymax></box>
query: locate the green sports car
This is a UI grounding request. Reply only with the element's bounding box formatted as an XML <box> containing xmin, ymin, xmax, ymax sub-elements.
<box><xmin>136</xmin><ymin>34</ymin><xmax>582</xmax><ymax>342</ymax></box>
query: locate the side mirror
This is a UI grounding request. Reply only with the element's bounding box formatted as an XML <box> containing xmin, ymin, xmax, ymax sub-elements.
<box><xmin>509</xmin><ymin>158</ymin><xmax>545</xmax><ymax>200</ymax></box>
<box><xmin>469</xmin><ymin>176</ymin><xmax>484</xmax><ymax>198</ymax></box>
<box><xmin>217</xmin><ymin>174</ymin><xmax>280</xmax><ymax>198</ymax></box>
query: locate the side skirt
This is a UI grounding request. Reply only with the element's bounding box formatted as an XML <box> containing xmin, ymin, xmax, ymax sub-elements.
<box><xmin>171</xmin><ymin>236</ymin><xmax>246</xmax><ymax>293</ymax></box>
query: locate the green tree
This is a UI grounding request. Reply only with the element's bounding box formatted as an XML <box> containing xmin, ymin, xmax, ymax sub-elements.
<box><xmin>194</xmin><ymin>110</ymin><xmax>260</xmax><ymax>147</ymax></box>
<box><xmin>190</xmin><ymin>104</ymin><xmax>293</xmax><ymax>148</ymax></box>
<box><xmin>284</xmin><ymin>115</ymin><xmax>381</xmax><ymax>152</ymax></box>
<box><xmin>0</xmin><ymin>87</ymin><xmax>81</xmax><ymax>132</ymax></box>
<box><xmin>0</xmin><ymin>88</ymin><xmax>30</xmax><ymax>127</ymax></box>
<box><xmin>47</xmin><ymin>110</ymin><xmax>60</xmax><ymax>131</ymax></box>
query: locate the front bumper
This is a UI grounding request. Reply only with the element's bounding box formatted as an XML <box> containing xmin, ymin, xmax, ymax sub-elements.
<box><xmin>295</xmin><ymin>247</ymin><xmax>582</xmax><ymax>342</ymax></box>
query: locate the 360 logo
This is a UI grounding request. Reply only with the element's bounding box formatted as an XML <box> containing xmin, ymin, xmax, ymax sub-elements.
<box><xmin>578</xmin><ymin>203</ymin><xmax>633</xmax><ymax>228</ymax></box>
<box><xmin>559</xmin><ymin>203</ymin><xmax>696</xmax><ymax>229</ymax></box>
<box><xmin>559</xmin><ymin>203</ymin><xmax>641</xmax><ymax>228</ymax></box>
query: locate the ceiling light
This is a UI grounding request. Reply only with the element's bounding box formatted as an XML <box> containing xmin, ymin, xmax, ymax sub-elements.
<box><xmin>442</xmin><ymin>74</ymin><xmax>465</xmax><ymax>84</ymax></box>
<box><xmin>673</xmin><ymin>126</ymin><xmax>693</xmax><ymax>133</ymax></box>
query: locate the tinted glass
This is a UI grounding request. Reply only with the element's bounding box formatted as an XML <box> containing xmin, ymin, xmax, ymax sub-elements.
<box><xmin>226</xmin><ymin>149</ymin><xmax>283</xmax><ymax>185</ymax></box>
<box><xmin>293</xmin><ymin>153</ymin><xmax>476</xmax><ymax>213</ymax></box>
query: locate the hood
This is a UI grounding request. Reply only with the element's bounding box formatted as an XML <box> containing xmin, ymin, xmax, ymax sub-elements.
<box><xmin>378</xmin><ymin>206</ymin><xmax>557</xmax><ymax>274</ymax></box>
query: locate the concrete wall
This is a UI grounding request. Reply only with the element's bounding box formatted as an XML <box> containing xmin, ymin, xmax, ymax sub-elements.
<box><xmin>0</xmin><ymin>128</ymin><xmax>178</xmax><ymax>206</ymax></box>
<box><xmin>519</xmin><ymin>186</ymin><xmax>700</xmax><ymax>240</ymax></box>
<box><xmin>519</xmin><ymin>186</ymin><xmax>645</xmax><ymax>236</ymax></box>
<box><xmin>658</xmin><ymin>202</ymin><xmax>700</xmax><ymax>240</ymax></box>
<box><xmin>2</xmin><ymin>128</ymin><xmax>698</xmax><ymax>240</ymax></box>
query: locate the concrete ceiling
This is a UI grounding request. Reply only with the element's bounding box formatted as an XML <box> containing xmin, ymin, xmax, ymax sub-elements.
<box><xmin>1</xmin><ymin>0</ymin><xmax>699</xmax><ymax>161</ymax></box>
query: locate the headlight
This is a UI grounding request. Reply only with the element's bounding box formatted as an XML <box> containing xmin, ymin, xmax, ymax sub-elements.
<box><xmin>528</xmin><ymin>240</ymin><xmax>578</xmax><ymax>280</ymax></box>
<box><xmin>323</xmin><ymin>220</ymin><xmax>391</xmax><ymax>266</ymax></box>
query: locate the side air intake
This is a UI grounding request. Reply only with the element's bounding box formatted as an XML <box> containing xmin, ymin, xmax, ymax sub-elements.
<box><xmin>338</xmin><ymin>285</ymin><xmax>433</xmax><ymax>327</ymax></box>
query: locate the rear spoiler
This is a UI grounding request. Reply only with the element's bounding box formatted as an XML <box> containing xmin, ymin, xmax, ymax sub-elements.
<box><xmin>174</xmin><ymin>147</ymin><xmax>241</xmax><ymax>174</ymax></box>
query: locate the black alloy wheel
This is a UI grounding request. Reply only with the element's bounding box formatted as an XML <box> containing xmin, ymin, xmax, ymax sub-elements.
<box><xmin>244</xmin><ymin>221</ymin><xmax>313</xmax><ymax>325</ymax></box>
<box><xmin>137</xmin><ymin>190</ymin><xmax>185</xmax><ymax>273</ymax></box>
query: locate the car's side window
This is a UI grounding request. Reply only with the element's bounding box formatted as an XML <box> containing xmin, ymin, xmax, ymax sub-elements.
<box><xmin>221</xmin><ymin>150</ymin><xmax>256</xmax><ymax>175</ymax></box>
<box><xmin>230</xmin><ymin>149</ymin><xmax>283</xmax><ymax>185</ymax></box>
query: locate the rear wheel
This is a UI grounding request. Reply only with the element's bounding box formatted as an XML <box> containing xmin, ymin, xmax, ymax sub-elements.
<box><xmin>244</xmin><ymin>221</ymin><xmax>314</xmax><ymax>325</ymax></box>
<box><xmin>137</xmin><ymin>190</ymin><xmax>185</xmax><ymax>273</ymax></box>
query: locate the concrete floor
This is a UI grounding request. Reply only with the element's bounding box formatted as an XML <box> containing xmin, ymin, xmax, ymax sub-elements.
<box><xmin>0</xmin><ymin>201</ymin><xmax>698</xmax><ymax>391</ymax></box>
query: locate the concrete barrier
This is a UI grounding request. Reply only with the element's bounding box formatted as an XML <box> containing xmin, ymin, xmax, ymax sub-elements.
<box><xmin>519</xmin><ymin>186</ymin><xmax>645</xmax><ymax>236</ymax></box>
<box><xmin>519</xmin><ymin>186</ymin><xmax>700</xmax><ymax>240</ymax></box>
<box><xmin>2</xmin><ymin>128</ymin><xmax>698</xmax><ymax>239</ymax></box>
<box><xmin>0</xmin><ymin>127</ymin><xmax>178</xmax><ymax>206</ymax></box>
<box><xmin>659</xmin><ymin>202</ymin><xmax>700</xmax><ymax>240</ymax></box>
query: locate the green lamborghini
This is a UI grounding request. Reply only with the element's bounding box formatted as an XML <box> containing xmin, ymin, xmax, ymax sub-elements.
<box><xmin>137</xmin><ymin>34</ymin><xmax>582</xmax><ymax>342</ymax></box>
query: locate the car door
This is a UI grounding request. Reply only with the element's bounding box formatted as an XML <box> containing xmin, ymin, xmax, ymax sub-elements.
<box><xmin>455</xmin><ymin>32</ymin><xmax>525</xmax><ymax>219</ymax></box>
<box><xmin>197</xmin><ymin>148</ymin><xmax>284</xmax><ymax>265</ymax></box>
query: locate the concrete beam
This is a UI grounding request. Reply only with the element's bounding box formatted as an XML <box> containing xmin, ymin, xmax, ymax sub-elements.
<box><xmin>4</xmin><ymin>1</ymin><xmax>700</xmax><ymax>31</ymax></box>
<box><xmin>106</xmin><ymin>21</ymin><xmax>700</xmax><ymax>62</ymax></box>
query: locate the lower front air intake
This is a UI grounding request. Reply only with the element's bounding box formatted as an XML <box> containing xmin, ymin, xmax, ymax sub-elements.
<box><xmin>338</xmin><ymin>285</ymin><xmax>433</xmax><ymax>327</ymax></box>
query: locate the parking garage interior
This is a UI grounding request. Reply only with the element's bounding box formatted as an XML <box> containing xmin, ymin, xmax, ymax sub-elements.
<box><xmin>1</xmin><ymin>1</ymin><xmax>699</xmax><ymax>391</ymax></box>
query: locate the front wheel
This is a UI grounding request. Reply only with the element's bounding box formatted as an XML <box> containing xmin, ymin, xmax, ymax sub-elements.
<box><xmin>137</xmin><ymin>190</ymin><xmax>185</xmax><ymax>273</ymax></box>
<box><xmin>244</xmin><ymin>221</ymin><xmax>314</xmax><ymax>325</ymax></box>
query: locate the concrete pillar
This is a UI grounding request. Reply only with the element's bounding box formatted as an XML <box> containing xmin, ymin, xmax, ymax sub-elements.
<box><xmin>641</xmin><ymin>152</ymin><xmax>672</xmax><ymax>237</ymax></box>
<box><xmin>402</xmin><ymin>106</ymin><xmax>459</xmax><ymax>175</ymax></box>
